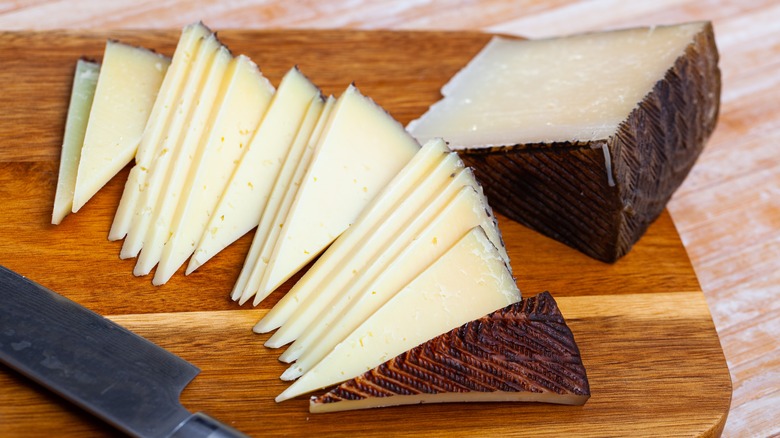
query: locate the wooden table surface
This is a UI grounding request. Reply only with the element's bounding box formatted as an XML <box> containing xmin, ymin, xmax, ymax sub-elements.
<box><xmin>0</xmin><ymin>1</ymin><xmax>776</xmax><ymax>437</ymax></box>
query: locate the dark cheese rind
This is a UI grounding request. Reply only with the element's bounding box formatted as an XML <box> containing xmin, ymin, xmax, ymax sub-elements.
<box><xmin>458</xmin><ymin>23</ymin><xmax>720</xmax><ymax>262</ymax></box>
<box><xmin>310</xmin><ymin>291</ymin><xmax>589</xmax><ymax>412</ymax></box>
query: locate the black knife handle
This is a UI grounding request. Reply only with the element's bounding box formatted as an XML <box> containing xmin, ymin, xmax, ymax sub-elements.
<box><xmin>168</xmin><ymin>412</ymin><xmax>250</xmax><ymax>438</ymax></box>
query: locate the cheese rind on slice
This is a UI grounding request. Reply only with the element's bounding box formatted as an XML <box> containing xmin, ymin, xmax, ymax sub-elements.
<box><xmin>134</xmin><ymin>45</ymin><xmax>233</xmax><ymax>277</ymax></box>
<box><xmin>276</xmin><ymin>226</ymin><xmax>521</xmax><ymax>402</ymax></box>
<box><xmin>256</xmin><ymin>85</ymin><xmax>420</xmax><ymax>299</ymax></box>
<box><xmin>232</xmin><ymin>94</ymin><xmax>327</xmax><ymax>300</ymax></box>
<box><xmin>310</xmin><ymin>292</ymin><xmax>589</xmax><ymax>413</ymax></box>
<box><xmin>186</xmin><ymin>67</ymin><xmax>321</xmax><ymax>273</ymax></box>
<box><xmin>407</xmin><ymin>22</ymin><xmax>720</xmax><ymax>262</ymax></box>
<box><xmin>121</xmin><ymin>32</ymin><xmax>221</xmax><ymax>260</ymax></box>
<box><xmin>253</xmin><ymin>138</ymin><xmax>449</xmax><ymax>332</ymax></box>
<box><xmin>153</xmin><ymin>55</ymin><xmax>274</xmax><ymax>286</ymax></box>
<box><xmin>109</xmin><ymin>22</ymin><xmax>211</xmax><ymax>241</ymax></box>
<box><xmin>72</xmin><ymin>41</ymin><xmax>170</xmax><ymax>213</ymax></box>
<box><xmin>52</xmin><ymin>60</ymin><xmax>100</xmax><ymax>224</ymax></box>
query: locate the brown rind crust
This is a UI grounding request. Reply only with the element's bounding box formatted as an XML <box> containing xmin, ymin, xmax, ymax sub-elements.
<box><xmin>458</xmin><ymin>23</ymin><xmax>721</xmax><ymax>262</ymax></box>
<box><xmin>311</xmin><ymin>291</ymin><xmax>589</xmax><ymax>407</ymax></box>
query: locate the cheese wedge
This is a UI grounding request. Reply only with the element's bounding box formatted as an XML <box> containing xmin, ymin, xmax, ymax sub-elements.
<box><xmin>266</xmin><ymin>148</ymin><xmax>465</xmax><ymax>349</ymax></box>
<box><xmin>407</xmin><ymin>22</ymin><xmax>720</xmax><ymax>262</ymax></box>
<box><xmin>280</xmin><ymin>176</ymin><xmax>504</xmax><ymax>377</ymax></box>
<box><xmin>109</xmin><ymin>22</ymin><xmax>211</xmax><ymax>241</ymax></box>
<box><xmin>186</xmin><ymin>67</ymin><xmax>321</xmax><ymax>273</ymax></box>
<box><xmin>231</xmin><ymin>94</ymin><xmax>328</xmax><ymax>299</ymax></box>
<box><xmin>134</xmin><ymin>45</ymin><xmax>232</xmax><ymax>276</ymax></box>
<box><xmin>252</xmin><ymin>138</ymin><xmax>450</xmax><ymax>331</ymax></box>
<box><xmin>72</xmin><ymin>41</ymin><xmax>170</xmax><ymax>213</ymax></box>
<box><xmin>52</xmin><ymin>60</ymin><xmax>99</xmax><ymax>224</ymax></box>
<box><xmin>256</xmin><ymin>85</ymin><xmax>420</xmax><ymax>298</ymax></box>
<box><xmin>276</xmin><ymin>226</ymin><xmax>521</xmax><ymax>402</ymax></box>
<box><xmin>120</xmin><ymin>33</ymin><xmax>222</xmax><ymax>260</ymax></box>
<box><xmin>309</xmin><ymin>292</ymin><xmax>589</xmax><ymax>413</ymax></box>
<box><xmin>153</xmin><ymin>55</ymin><xmax>275</xmax><ymax>286</ymax></box>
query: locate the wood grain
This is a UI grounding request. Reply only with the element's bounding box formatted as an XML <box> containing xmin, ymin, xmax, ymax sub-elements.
<box><xmin>0</xmin><ymin>29</ymin><xmax>731</xmax><ymax>437</ymax></box>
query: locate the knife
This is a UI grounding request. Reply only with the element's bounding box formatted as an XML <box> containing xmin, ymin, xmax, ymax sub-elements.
<box><xmin>0</xmin><ymin>265</ymin><xmax>249</xmax><ymax>438</ymax></box>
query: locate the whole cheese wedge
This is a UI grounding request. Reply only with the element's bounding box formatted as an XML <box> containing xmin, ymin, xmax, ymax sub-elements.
<box><xmin>309</xmin><ymin>291</ymin><xmax>589</xmax><ymax>413</ymax></box>
<box><xmin>52</xmin><ymin>59</ymin><xmax>99</xmax><ymax>225</ymax></box>
<box><xmin>276</xmin><ymin>226</ymin><xmax>521</xmax><ymax>402</ymax></box>
<box><xmin>407</xmin><ymin>22</ymin><xmax>720</xmax><ymax>262</ymax></box>
<box><xmin>256</xmin><ymin>85</ymin><xmax>420</xmax><ymax>299</ymax></box>
<box><xmin>72</xmin><ymin>41</ymin><xmax>170</xmax><ymax>213</ymax></box>
<box><xmin>186</xmin><ymin>67</ymin><xmax>321</xmax><ymax>273</ymax></box>
<box><xmin>109</xmin><ymin>22</ymin><xmax>211</xmax><ymax>241</ymax></box>
<box><xmin>153</xmin><ymin>55</ymin><xmax>275</xmax><ymax>286</ymax></box>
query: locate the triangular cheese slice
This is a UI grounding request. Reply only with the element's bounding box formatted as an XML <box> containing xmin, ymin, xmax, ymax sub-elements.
<box><xmin>256</xmin><ymin>85</ymin><xmax>420</xmax><ymax>299</ymax></box>
<box><xmin>72</xmin><ymin>41</ymin><xmax>170</xmax><ymax>213</ymax></box>
<box><xmin>152</xmin><ymin>55</ymin><xmax>275</xmax><ymax>286</ymax></box>
<box><xmin>276</xmin><ymin>226</ymin><xmax>521</xmax><ymax>402</ymax></box>
<box><xmin>185</xmin><ymin>67</ymin><xmax>321</xmax><ymax>273</ymax></box>
<box><xmin>309</xmin><ymin>292</ymin><xmax>590</xmax><ymax>413</ymax></box>
<box><xmin>52</xmin><ymin>59</ymin><xmax>99</xmax><ymax>224</ymax></box>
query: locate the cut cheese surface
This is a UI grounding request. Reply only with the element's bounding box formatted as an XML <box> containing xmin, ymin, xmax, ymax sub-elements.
<box><xmin>52</xmin><ymin>60</ymin><xmax>99</xmax><ymax>224</ymax></box>
<box><xmin>253</xmin><ymin>138</ymin><xmax>449</xmax><ymax>332</ymax></box>
<box><xmin>232</xmin><ymin>94</ymin><xmax>326</xmax><ymax>300</ymax></box>
<box><xmin>134</xmin><ymin>45</ymin><xmax>232</xmax><ymax>277</ymax></box>
<box><xmin>109</xmin><ymin>22</ymin><xmax>211</xmax><ymax>241</ymax></box>
<box><xmin>281</xmin><ymin>174</ymin><xmax>503</xmax><ymax>377</ymax></box>
<box><xmin>276</xmin><ymin>226</ymin><xmax>521</xmax><ymax>402</ymax></box>
<box><xmin>186</xmin><ymin>67</ymin><xmax>321</xmax><ymax>273</ymax></box>
<box><xmin>72</xmin><ymin>41</ymin><xmax>170</xmax><ymax>213</ymax></box>
<box><xmin>257</xmin><ymin>85</ymin><xmax>420</xmax><ymax>298</ymax></box>
<box><xmin>266</xmin><ymin>146</ymin><xmax>463</xmax><ymax>349</ymax></box>
<box><xmin>153</xmin><ymin>55</ymin><xmax>274</xmax><ymax>286</ymax></box>
<box><xmin>310</xmin><ymin>292</ymin><xmax>589</xmax><ymax>413</ymax></box>
<box><xmin>121</xmin><ymin>33</ymin><xmax>221</xmax><ymax>260</ymax></box>
<box><xmin>407</xmin><ymin>22</ymin><xmax>708</xmax><ymax>146</ymax></box>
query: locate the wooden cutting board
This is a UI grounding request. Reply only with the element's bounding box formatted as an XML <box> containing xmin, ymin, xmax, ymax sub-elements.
<box><xmin>0</xmin><ymin>29</ymin><xmax>731</xmax><ymax>437</ymax></box>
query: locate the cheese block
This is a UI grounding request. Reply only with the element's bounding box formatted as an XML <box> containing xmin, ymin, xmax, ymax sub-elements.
<box><xmin>133</xmin><ymin>45</ymin><xmax>232</xmax><ymax>276</ymax></box>
<box><xmin>253</xmin><ymin>138</ymin><xmax>450</xmax><ymax>330</ymax></box>
<box><xmin>276</xmin><ymin>226</ymin><xmax>521</xmax><ymax>402</ymax></box>
<box><xmin>52</xmin><ymin>60</ymin><xmax>99</xmax><ymax>225</ymax></box>
<box><xmin>309</xmin><ymin>291</ymin><xmax>589</xmax><ymax>413</ymax></box>
<box><xmin>109</xmin><ymin>22</ymin><xmax>211</xmax><ymax>241</ymax></box>
<box><xmin>266</xmin><ymin>146</ymin><xmax>465</xmax><ymax>348</ymax></box>
<box><xmin>186</xmin><ymin>67</ymin><xmax>321</xmax><ymax>273</ymax></box>
<box><xmin>231</xmin><ymin>94</ymin><xmax>330</xmax><ymax>300</ymax></box>
<box><xmin>279</xmin><ymin>184</ymin><xmax>506</xmax><ymax>379</ymax></box>
<box><xmin>71</xmin><ymin>41</ymin><xmax>170</xmax><ymax>213</ymax></box>
<box><xmin>255</xmin><ymin>85</ymin><xmax>420</xmax><ymax>299</ymax></box>
<box><xmin>407</xmin><ymin>22</ymin><xmax>720</xmax><ymax>262</ymax></box>
<box><xmin>153</xmin><ymin>55</ymin><xmax>275</xmax><ymax>286</ymax></box>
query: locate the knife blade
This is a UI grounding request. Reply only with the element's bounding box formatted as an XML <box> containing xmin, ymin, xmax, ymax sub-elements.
<box><xmin>0</xmin><ymin>265</ymin><xmax>248</xmax><ymax>438</ymax></box>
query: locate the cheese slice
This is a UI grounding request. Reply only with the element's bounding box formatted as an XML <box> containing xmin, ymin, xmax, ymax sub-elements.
<box><xmin>266</xmin><ymin>147</ymin><xmax>464</xmax><ymax>349</ymax></box>
<box><xmin>52</xmin><ymin>60</ymin><xmax>99</xmax><ymax>224</ymax></box>
<box><xmin>233</xmin><ymin>96</ymin><xmax>336</xmax><ymax>303</ymax></box>
<box><xmin>309</xmin><ymin>292</ymin><xmax>589</xmax><ymax>413</ymax></box>
<box><xmin>133</xmin><ymin>45</ymin><xmax>232</xmax><ymax>276</ymax></box>
<box><xmin>253</xmin><ymin>138</ymin><xmax>449</xmax><ymax>331</ymax></box>
<box><xmin>153</xmin><ymin>55</ymin><xmax>275</xmax><ymax>286</ymax></box>
<box><xmin>256</xmin><ymin>85</ymin><xmax>420</xmax><ymax>299</ymax></box>
<box><xmin>120</xmin><ymin>33</ymin><xmax>222</xmax><ymax>260</ymax></box>
<box><xmin>281</xmin><ymin>176</ymin><xmax>504</xmax><ymax>378</ymax></box>
<box><xmin>231</xmin><ymin>94</ymin><xmax>328</xmax><ymax>300</ymax></box>
<box><xmin>275</xmin><ymin>226</ymin><xmax>521</xmax><ymax>402</ymax></box>
<box><xmin>186</xmin><ymin>67</ymin><xmax>321</xmax><ymax>273</ymax></box>
<box><xmin>109</xmin><ymin>22</ymin><xmax>211</xmax><ymax>241</ymax></box>
<box><xmin>72</xmin><ymin>41</ymin><xmax>170</xmax><ymax>213</ymax></box>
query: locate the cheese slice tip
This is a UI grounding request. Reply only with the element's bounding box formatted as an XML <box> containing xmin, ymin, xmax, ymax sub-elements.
<box><xmin>52</xmin><ymin>59</ymin><xmax>100</xmax><ymax>225</ymax></box>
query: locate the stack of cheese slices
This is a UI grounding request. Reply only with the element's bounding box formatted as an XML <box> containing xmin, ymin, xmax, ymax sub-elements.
<box><xmin>53</xmin><ymin>22</ymin><xmax>596</xmax><ymax>411</ymax></box>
